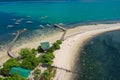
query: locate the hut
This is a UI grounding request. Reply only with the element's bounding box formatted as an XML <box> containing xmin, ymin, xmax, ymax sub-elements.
<box><xmin>9</xmin><ymin>67</ymin><xmax>31</xmax><ymax>78</ymax></box>
<box><xmin>40</xmin><ymin>42</ymin><xmax>50</xmax><ymax>51</ymax></box>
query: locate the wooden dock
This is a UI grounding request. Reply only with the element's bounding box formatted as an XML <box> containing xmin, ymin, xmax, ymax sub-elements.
<box><xmin>54</xmin><ymin>24</ymin><xmax>67</xmax><ymax>40</ymax></box>
<box><xmin>54</xmin><ymin>24</ymin><xmax>67</xmax><ymax>31</ymax></box>
<box><xmin>7</xmin><ymin>31</ymin><xmax>20</xmax><ymax>58</ymax></box>
<box><xmin>52</xmin><ymin>66</ymin><xmax>80</xmax><ymax>74</ymax></box>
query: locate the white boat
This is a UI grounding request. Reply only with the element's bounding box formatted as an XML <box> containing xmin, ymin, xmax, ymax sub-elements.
<box><xmin>16</xmin><ymin>19</ymin><xmax>22</xmax><ymax>23</ymax></box>
<box><xmin>15</xmin><ymin>22</ymin><xmax>20</xmax><ymax>25</ymax></box>
<box><xmin>12</xmin><ymin>33</ymin><xmax>16</xmax><ymax>35</ymax></box>
<box><xmin>46</xmin><ymin>24</ymin><xmax>51</xmax><ymax>27</ymax></box>
<box><xmin>7</xmin><ymin>25</ymin><xmax>14</xmax><ymax>28</ymax></box>
<box><xmin>39</xmin><ymin>25</ymin><xmax>44</xmax><ymax>29</ymax></box>
<box><xmin>41</xmin><ymin>16</ymin><xmax>45</xmax><ymax>19</ymax></box>
<box><xmin>26</xmin><ymin>21</ymin><xmax>33</xmax><ymax>24</ymax></box>
<box><xmin>27</xmin><ymin>16</ymin><xmax>31</xmax><ymax>18</ymax></box>
<box><xmin>11</xmin><ymin>18</ymin><xmax>16</xmax><ymax>21</ymax></box>
<box><xmin>20</xmin><ymin>18</ymin><xmax>24</xmax><ymax>21</ymax></box>
<box><xmin>23</xmin><ymin>28</ymin><xmax>27</xmax><ymax>31</ymax></box>
<box><xmin>59</xmin><ymin>23</ymin><xmax>64</xmax><ymax>26</ymax></box>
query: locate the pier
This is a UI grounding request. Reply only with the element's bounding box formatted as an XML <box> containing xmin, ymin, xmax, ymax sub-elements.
<box><xmin>54</xmin><ymin>24</ymin><xmax>67</xmax><ymax>31</ymax></box>
<box><xmin>7</xmin><ymin>29</ymin><xmax>27</xmax><ymax>58</ymax></box>
<box><xmin>52</xmin><ymin>66</ymin><xmax>80</xmax><ymax>74</ymax></box>
<box><xmin>54</xmin><ymin>24</ymin><xmax>67</xmax><ymax>40</ymax></box>
<box><xmin>7</xmin><ymin>31</ymin><xmax>20</xmax><ymax>58</ymax></box>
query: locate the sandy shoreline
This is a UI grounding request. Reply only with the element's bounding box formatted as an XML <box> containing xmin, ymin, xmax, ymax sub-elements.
<box><xmin>52</xmin><ymin>23</ymin><xmax>120</xmax><ymax>80</ymax></box>
<box><xmin>1</xmin><ymin>23</ymin><xmax>120</xmax><ymax>79</ymax></box>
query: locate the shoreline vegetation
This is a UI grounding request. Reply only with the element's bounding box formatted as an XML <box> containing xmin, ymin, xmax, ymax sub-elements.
<box><xmin>0</xmin><ymin>39</ymin><xmax>62</xmax><ymax>80</ymax></box>
<box><xmin>0</xmin><ymin>23</ymin><xmax>120</xmax><ymax>79</ymax></box>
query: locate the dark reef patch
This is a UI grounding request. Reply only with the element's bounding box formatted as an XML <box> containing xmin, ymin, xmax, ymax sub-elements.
<box><xmin>74</xmin><ymin>30</ymin><xmax>120</xmax><ymax>80</ymax></box>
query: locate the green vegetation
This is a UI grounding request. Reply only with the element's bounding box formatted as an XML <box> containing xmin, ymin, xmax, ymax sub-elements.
<box><xmin>37</xmin><ymin>40</ymin><xmax>62</xmax><ymax>66</ymax></box>
<box><xmin>19</xmin><ymin>48</ymin><xmax>33</xmax><ymax>58</ymax></box>
<box><xmin>56</xmin><ymin>40</ymin><xmax>62</xmax><ymax>44</ymax></box>
<box><xmin>0</xmin><ymin>58</ymin><xmax>20</xmax><ymax>76</ymax></box>
<box><xmin>19</xmin><ymin>48</ymin><xmax>39</xmax><ymax>70</ymax></box>
<box><xmin>52</xmin><ymin>40</ymin><xmax>62</xmax><ymax>50</ymax></box>
<box><xmin>38</xmin><ymin>52</ymin><xmax>55</xmax><ymax>66</ymax></box>
<box><xmin>0</xmin><ymin>48</ymin><xmax>39</xmax><ymax>77</ymax></box>
<box><xmin>53</xmin><ymin>43</ymin><xmax>60</xmax><ymax>50</ymax></box>
<box><xmin>0</xmin><ymin>71</ymin><xmax>27</xmax><ymax>80</ymax></box>
<box><xmin>0</xmin><ymin>78</ymin><xmax>2</xmax><ymax>80</ymax></box>
<box><xmin>34</xmin><ymin>69</ymin><xmax>41</xmax><ymax>75</ymax></box>
<box><xmin>33</xmin><ymin>69</ymin><xmax>41</xmax><ymax>80</ymax></box>
<box><xmin>37</xmin><ymin>46</ymin><xmax>44</xmax><ymax>53</ymax></box>
<box><xmin>40</xmin><ymin>67</ymin><xmax>56</xmax><ymax>80</ymax></box>
<box><xmin>3</xmin><ymin>73</ymin><xmax>26</xmax><ymax>80</ymax></box>
<box><xmin>21</xmin><ymin>55</ymin><xmax>39</xmax><ymax>70</ymax></box>
<box><xmin>31</xmin><ymin>48</ymin><xmax>38</xmax><ymax>55</ymax></box>
<box><xmin>47</xmin><ymin>47</ymin><xmax>55</xmax><ymax>53</ymax></box>
<box><xmin>0</xmin><ymin>40</ymin><xmax>62</xmax><ymax>80</ymax></box>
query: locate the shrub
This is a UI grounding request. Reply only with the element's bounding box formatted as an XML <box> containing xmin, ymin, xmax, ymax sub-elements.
<box><xmin>43</xmin><ymin>61</ymin><xmax>53</xmax><ymax>67</ymax></box>
<box><xmin>21</xmin><ymin>54</ymin><xmax>39</xmax><ymax>70</ymax></box>
<box><xmin>56</xmin><ymin>40</ymin><xmax>62</xmax><ymax>44</ymax></box>
<box><xmin>31</xmin><ymin>48</ymin><xmax>38</xmax><ymax>55</ymax></box>
<box><xmin>47</xmin><ymin>47</ymin><xmax>55</xmax><ymax>53</ymax></box>
<box><xmin>0</xmin><ymin>59</ymin><xmax>21</xmax><ymax>76</ymax></box>
<box><xmin>19</xmin><ymin>48</ymin><xmax>33</xmax><ymax>58</ymax></box>
<box><xmin>33</xmin><ymin>69</ymin><xmax>41</xmax><ymax>80</ymax></box>
<box><xmin>41</xmin><ymin>67</ymin><xmax>56</xmax><ymax>80</ymax></box>
<box><xmin>34</xmin><ymin>69</ymin><xmax>41</xmax><ymax>75</ymax></box>
<box><xmin>3</xmin><ymin>73</ymin><xmax>26</xmax><ymax>80</ymax></box>
<box><xmin>37</xmin><ymin>53</ymin><xmax>55</xmax><ymax>67</ymax></box>
<box><xmin>37</xmin><ymin>46</ymin><xmax>44</xmax><ymax>53</ymax></box>
<box><xmin>53</xmin><ymin>43</ymin><xmax>60</xmax><ymax>50</ymax></box>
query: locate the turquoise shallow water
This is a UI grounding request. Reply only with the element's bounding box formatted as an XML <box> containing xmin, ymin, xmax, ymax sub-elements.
<box><xmin>0</xmin><ymin>1</ymin><xmax>120</xmax><ymax>24</ymax></box>
<box><xmin>75</xmin><ymin>30</ymin><xmax>120</xmax><ymax>80</ymax></box>
<box><xmin>0</xmin><ymin>1</ymin><xmax>120</xmax><ymax>45</ymax></box>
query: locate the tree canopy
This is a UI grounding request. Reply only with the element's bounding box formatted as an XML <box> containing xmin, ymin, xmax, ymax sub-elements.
<box><xmin>21</xmin><ymin>54</ymin><xmax>39</xmax><ymax>70</ymax></box>
<box><xmin>0</xmin><ymin>58</ymin><xmax>20</xmax><ymax>76</ymax></box>
<box><xmin>19</xmin><ymin>48</ymin><xmax>34</xmax><ymax>59</ymax></box>
<box><xmin>3</xmin><ymin>73</ymin><xmax>26</xmax><ymax>80</ymax></box>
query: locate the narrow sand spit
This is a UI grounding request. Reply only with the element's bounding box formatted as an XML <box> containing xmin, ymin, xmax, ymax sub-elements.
<box><xmin>0</xmin><ymin>23</ymin><xmax>120</xmax><ymax>79</ymax></box>
<box><xmin>52</xmin><ymin>23</ymin><xmax>120</xmax><ymax>80</ymax></box>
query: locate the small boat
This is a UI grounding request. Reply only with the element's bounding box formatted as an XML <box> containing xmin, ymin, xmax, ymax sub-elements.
<box><xmin>41</xmin><ymin>17</ymin><xmax>45</xmax><ymax>19</ymax></box>
<box><xmin>11</xmin><ymin>18</ymin><xmax>16</xmax><ymax>21</ymax></box>
<box><xmin>39</xmin><ymin>25</ymin><xmax>44</xmax><ymax>29</ymax></box>
<box><xmin>41</xmin><ymin>16</ymin><xmax>48</xmax><ymax>19</ymax></box>
<box><xmin>16</xmin><ymin>19</ymin><xmax>22</xmax><ymax>23</ymax></box>
<box><xmin>12</xmin><ymin>33</ymin><xmax>16</xmax><ymax>35</ymax></box>
<box><xmin>20</xmin><ymin>18</ymin><xmax>24</xmax><ymax>21</ymax></box>
<box><xmin>59</xmin><ymin>23</ymin><xmax>64</xmax><ymax>26</ymax></box>
<box><xmin>7</xmin><ymin>25</ymin><xmax>14</xmax><ymax>28</ymax></box>
<box><xmin>46</xmin><ymin>24</ymin><xmax>51</xmax><ymax>27</ymax></box>
<box><xmin>26</xmin><ymin>21</ymin><xmax>33</xmax><ymax>24</ymax></box>
<box><xmin>23</xmin><ymin>28</ymin><xmax>27</xmax><ymax>31</ymax></box>
<box><xmin>27</xmin><ymin>16</ymin><xmax>31</xmax><ymax>18</ymax></box>
<box><xmin>15</xmin><ymin>22</ymin><xmax>20</xmax><ymax>25</ymax></box>
<box><xmin>44</xmin><ymin>16</ymin><xmax>48</xmax><ymax>18</ymax></box>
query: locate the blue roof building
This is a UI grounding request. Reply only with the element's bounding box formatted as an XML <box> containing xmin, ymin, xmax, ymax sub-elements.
<box><xmin>9</xmin><ymin>67</ymin><xmax>31</xmax><ymax>78</ymax></box>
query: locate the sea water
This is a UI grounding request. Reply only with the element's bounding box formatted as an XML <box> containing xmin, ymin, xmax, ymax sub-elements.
<box><xmin>0</xmin><ymin>1</ymin><xmax>120</xmax><ymax>47</ymax></box>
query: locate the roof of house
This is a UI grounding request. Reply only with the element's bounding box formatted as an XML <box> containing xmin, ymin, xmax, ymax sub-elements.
<box><xmin>40</xmin><ymin>42</ymin><xmax>50</xmax><ymax>50</ymax></box>
<box><xmin>9</xmin><ymin>67</ymin><xmax>31</xmax><ymax>78</ymax></box>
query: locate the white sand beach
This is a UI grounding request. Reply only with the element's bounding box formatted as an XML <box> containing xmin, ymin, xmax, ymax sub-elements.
<box><xmin>52</xmin><ymin>23</ymin><xmax>120</xmax><ymax>80</ymax></box>
<box><xmin>1</xmin><ymin>23</ymin><xmax>120</xmax><ymax>79</ymax></box>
